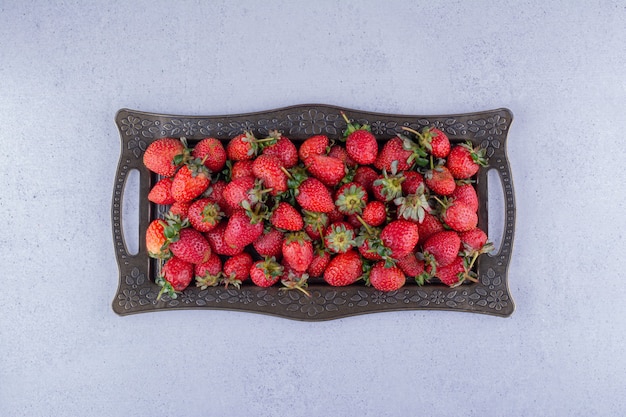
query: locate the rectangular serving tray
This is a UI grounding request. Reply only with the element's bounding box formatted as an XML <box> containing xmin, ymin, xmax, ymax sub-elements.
<box><xmin>112</xmin><ymin>104</ymin><xmax>515</xmax><ymax>320</ymax></box>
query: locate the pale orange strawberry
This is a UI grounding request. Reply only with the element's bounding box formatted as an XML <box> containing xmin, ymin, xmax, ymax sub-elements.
<box><xmin>146</xmin><ymin>219</ymin><xmax>170</xmax><ymax>259</ymax></box>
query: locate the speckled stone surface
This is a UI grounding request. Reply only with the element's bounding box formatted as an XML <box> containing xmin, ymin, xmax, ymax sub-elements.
<box><xmin>1</xmin><ymin>1</ymin><xmax>625</xmax><ymax>416</ymax></box>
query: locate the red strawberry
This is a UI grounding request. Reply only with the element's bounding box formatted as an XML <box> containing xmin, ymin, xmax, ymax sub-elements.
<box><xmin>436</xmin><ymin>256</ymin><xmax>466</xmax><ymax>287</ymax></box>
<box><xmin>169</xmin><ymin>201</ymin><xmax>191</xmax><ymax>219</ymax></box>
<box><xmin>171</xmin><ymin>161</ymin><xmax>211</xmax><ymax>202</ymax></box>
<box><xmin>302</xmin><ymin>210</ymin><xmax>329</xmax><ymax>240</ymax></box>
<box><xmin>307</xmin><ymin>248</ymin><xmax>331</xmax><ymax>277</ymax></box>
<box><xmin>334</xmin><ymin>182</ymin><xmax>368</xmax><ymax>215</ymax></box>
<box><xmin>327</xmin><ymin>144</ymin><xmax>357</xmax><ymax>168</ymax></box>
<box><xmin>194</xmin><ymin>253</ymin><xmax>222</xmax><ymax>289</ymax></box>
<box><xmin>231</xmin><ymin>160</ymin><xmax>255</xmax><ymax>180</ymax></box>
<box><xmin>422</xmin><ymin>230</ymin><xmax>461</xmax><ymax>268</ymax></box>
<box><xmin>222</xmin><ymin>175</ymin><xmax>256</xmax><ymax>209</ymax></box>
<box><xmin>341</xmin><ymin>111</ymin><xmax>378</xmax><ymax>165</ymax></box>
<box><xmin>460</xmin><ymin>227</ymin><xmax>490</xmax><ymax>252</ymax></box>
<box><xmin>222</xmin><ymin>252</ymin><xmax>253</xmax><ymax>288</ymax></box>
<box><xmin>424</xmin><ymin>166</ymin><xmax>456</xmax><ymax>196</ymax></box>
<box><xmin>205</xmin><ymin>222</ymin><xmax>246</xmax><ymax>256</ymax></box>
<box><xmin>438</xmin><ymin>198</ymin><xmax>478</xmax><ymax>232</ymax></box>
<box><xmin>327</xmin><ymin>205</ymin><xmax>345</xmax><ymax>223</ymax></box>
<box><xmin>324</xmin><ymin>222</ymin><xmax>356</xmax><ymax>254</ymax></box>
<box><xmin>372</xmin><ymin>167</ymin><xmax>405</xmax><ymax>202</ymax></box>
<box><xmin>224</xmin><ymin>209</ymin><xmax>264</xmax><ymax>248</ymax></box>
<box><xmin>403</xmin><ymin>126</ymin><xmax>450</xmax><ymax>158</ymax></box>
<box><xmin>262</xmin><ymin>131</ymin><xmax>298</xmax><ymax>168</ymax></box>
<box><xmin>374</xmin><ymin>136</ymin><xmax>413</xmax><ymax>172</ymax></box>
<box><xmin>146</xmin><ymin>219</ymin><xmax>170</xmax><ymax>259</ymax></box>
<box><xmin>417</xmin><ymin>212</ymin><xmax>445</xmax><ymax>245</ymax></box>
<box><xmin>305</xmin><ymin>154</ymin><xmax>345</xmax><ymax>187</ymax></box>
<box><xmin>299</xmin><ymin>135</ymin><xmax>328</xmax><ymax>162</ymax></box>
<box><xmin>446</xmin><ymin>142</ymin><xmax>488</xmax><ymax>179</ymax></box>
<box><xmin>192</xmin><ymin>137</ymin><xmax>227</xmax><ymax>172</ymax></box>
<box><xmin>168</xmin><ymin>227</ymin><xmax>211</xmax><ymax>264</ymax></box>
<box><xmin>226</xmin><ymin>131</ymin><xmax>259</xmax><ymax>161</ymax></box>
<box><xmin>188</xmin><ymin>198</ymin><xmax>223</xmax><ymax>232</ymax></box>
<box><xmin>401</xmin><ymin>171</ymin><xmax>425</xmax><ymax>195</ymax></box>
<box><xmin>395</xmin><ymin>252</ymin><xmax>425</xmax><ymax>277</ymax></box>
<box><xmin>451</xmin><ymin>183</ymin><xmax>479</xmax><ymax>212</ymax></box>
<box><xmin>356</xmin><ymin>226</ymin><xmax>384</xmax><ymax>261</ymax></box>
<box><xmin>252</xmin><ymin>154</ymin><xmax>288</xmax><ymax>196</ymax></box>
<box><xmin>369</xmin><ymin>261</ymin><xmax>406</xmax><ymax>292</ymax></box>
<box><xmin>253</xmin><ymin>228</ymin><xmax>285</xmax><ymax>258</ymax></box>
<box><xmin>250</xmin><ymin>257</ymin><xmax>284</xmax><ymax>288</ymax></box>
<box><xmin>380</xmin><ymin>219</ymin><xmax>419</xmax><ymax>259</ymax></box>
<box><xmin>323</xmin><ymin>250</ymin><xmax>363</xmax><ymax>286</ymax></box>
<box><xmin>157</xmin><ymin>256</ymin><xmax>194</xmax><ymax>299</ymax></box>
<box><xmin>143</xmin><ymin>137</ymin><xmax>186</xmax><ymax>177</ymax></box>
<box><xmin>296</xmin><ymin>178</ymin><xmax>335</xmax><ymax>213</ymax></box>
<box><xmin>282</xmin><ymin>232</ymin><xmax>313</xmax><ymax>272</ymax></box>
<box><xmin>148</xmin><ymin>178</ymin><xmax>176</xmax><ymax>205</ymax></box>
<box><xmin>204</xmin><ymin>180</ymin><xmax>231</xmax><ymax>215</ymax></box>
<box><xmin>353</xmin><ymin>166</ymin><xmax>378</xmax><ymax>193</ymax></box>
<box><xmin>270</xmin><ymin>202</ymin><xmax>303</xmax><ymax>231</ymax></box>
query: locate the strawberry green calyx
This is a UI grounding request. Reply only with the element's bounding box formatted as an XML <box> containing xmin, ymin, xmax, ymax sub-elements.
<box><xmin>195</xmin><ymin>271</ymin><xmax>223</xmax><ymax>289</ymax></box>
<box><xmin>281</xmin><ymin>271</ymin><xmax>311</xmax><ymax>297</ymax></box>
<box><xmin>186</xmin><ymin>156</ymin><xmax>211</xmax><ymax>177</ymax></box>
<box><xmin>257</xmin><ymin>256</ymin><xmax>284</xmax><ymax>279</ymax></box>
<box><xmin>324</xmin><ymin>223</ymin><xmax>356</xmax><ymax>253</ymax></box>
<box><xmin>340</xmin><ymin>111</ymin><xmax>371</xmax><ymax>139</ymax></box>
<box><xmin>155</xmin><ymin>276</ymin><xmax>177</xmax><ymax>300</ymax></box>
<box><xmin>461</xmin><ymin>141</ymin><xmax>489</xmax><ymax>167</ymax></box>
<box><xmin>373</xmin><ymin>161</ymin><xmax>405</xmax><ymax>202</ymax></box>
<box><xmin>171</xmin><ymin>136</ymin><xmax>193</xmax><ymax>167</ymax></box>
<box><xmin>335</xmin><ymin>183</ymin><xmax>367</xmax><ymax>215</ymax></box>
<box><xmin>394</xmin><ymin>183</ymin><xmax>430</xmax><ymax>223</ymax></box>
<box><xmin>398</xmin><ymin>132</ymin><xmax>429</xmax><ymax>168</ymax></box>
<box><xmin>162</xmin><ymin>213</ymin><xmax>190</xmax><ymax>243</ymax></box>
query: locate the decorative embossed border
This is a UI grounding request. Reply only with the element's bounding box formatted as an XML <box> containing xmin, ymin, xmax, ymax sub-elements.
<box><xmin>112</xmin><ymin>104</ymin><xmax>515</xmax><ymax>320</ymax></box>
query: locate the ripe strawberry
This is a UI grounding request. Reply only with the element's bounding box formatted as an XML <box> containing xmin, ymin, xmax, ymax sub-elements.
<box><xmin>302</xmin><ymin>210</ymin><xmax>329</xmax><ymax>240</ymax></box>
<box><xmin>205</xmin><ymin>222</ymin><xmax>246</xmax><ymax>256</ymax></box>
<box><xmin>361</xmin><ymin>201</ymin><xmax>386</xmax><ymax>226</ymax></box>
<box><xmin>262</xmin><ymin>131</ymin><xmax>298</xmax><ymax>168</ymax></box>
<box><xmin>169</xmin><ymin>201</ymin><xmax>191</xmax><ymax>219</ymax></box>
<box><xmin>204</xmin><ymin>180</ymin><xmax>230</xmax><ymax>214</ymax></box>
<box><xmin>323</xmin><ymin>250</ymin><xmax>363</xmax><ymax>286</ymax></box>
<box><xmin>226</xmin><ymin>131</ymin><xmax>260</xmax><ymax>161</ymax></box>
<box><xmin>422</xmin><ymin>230</ymin><xmax>461</xmax><ymax>268</ymax></box>
<box><xmin>143</xmin><ymin>137</ymin><xmax>186</xmax><ymax>177</ymax></box>
<box><xmin>334</xmin><ymin>182</ymin><xmax>368</xmax><ymax>215</ymax></box>
<box><xmin>324</xmin><ymin>222</ymin><xmax>356</xmax><ymax>254</ymax></box>
<box><xmin>250</xmin><ymin>257</ymin><xmax>283</xmax><ymax>288</ymax></box>
<box><xmin>459</xmin><ymin>227</ymin><xmax>492</xmax><ymax>254</ymax></box>
<box><xmin>192</xmin><ymin>137</ymin><xmax>227</xmax><ymax>172</ymax></box>
<box><xmin>222</xmin><ymin>175</ymin><xmax>256</xmax><ymax>209</ymax></box>
<box><xmin>148</xmin><ymin>178</ymin><xmax>175</xmax><ymax>205</ymax></box>
<box><xmin>252</xmin><ymin>154</ymin><xmax>288</xmax><ymax>196</ymax></box>
<box><xmin>424</xmin><ymin>165</ymin><xmax>456</xmax><ymax>196</ymax></box>
<box><xmin>295</xmin><ymin>178</ymin><xmax>335</xmax><ymax>213</ymax></box>
<box><xmin>372</xmin><ymin>165</ymin><xmax>405</xmax><ymax>202</ymax></box>
<box><xmin>171</xmin><ymin>160</ymin><xmax>211</xmax><ymax>202</ymax></box>
<box><xmin>168</xmin><ymin>227</ymin><xmax>211</xmax><ymax>264</ymax></box>
<box><xmin>401</xmin><ymin>171</ymin><xmax>425</xmax><ymax>195</ymax></box>
<box><xmin>231</xmin><ymin>160</ymin><xmax>255</xmax><ymax>180</ymax></box>
<box><xmin>394</xmin><ymin>184</ymin><xmax>430</xmax><ymax>223</ymax></box>
<box><xmin>146</xmin><ymin>219</ymin><xmax>170</xmax><ymax>259</ymax></box>
<box><xmin>380</xmin><ymin>220</ymin><xmax>419</xmax><ymax>259</ymax></box>
<box><xmin>188</xmin><ymin>198</ymin><xmax>223</xmax><ymax>232</ymax></box>
<box><xmin>417</xmin><ymin>212</ymin><xmax>445</xmax><ymax>245</ymax></box>
<box><xmin>435</xmin><ymin>256</ymin><xmax>466</xmax><ymax>287</ymax></box>
<box><xmin>451</xmin><ymin>183</ymin><xmax>479</xmax><ymax>212</ymax></box>
<box><xmin>438</xmin><ymin>198</ymin><xmax>478</xmax><ymax>232</ymax></box>
<box><xmin>156</xmin><ymin>256</ymin><xmax>194</xmax><ymax>299</ymax></box>
<box><xmin>282</xmin><ymin>232</ymin><xmax>313</xmax><ymax>272</ymax></box>
<box><xmin>327</xmin><ymin>144</ymin><xmax>357</xmax><ymax>168</ymax></box>
<box><xmin>395</xmin><ymin>252</ymin><xmax>425</xmax><ymax>277</ymax></box>
<box><xmin>305</xmin><ymin>154</ymin><xmax>346</xmax><ymax>187</ymax></box>
<box><xmin>327</xmin><ymin>205</ymin><xmax>345</xmax><ymax>223</ymax></box>
<box><xmin>353</xmin><ymin>166</ymin><xmax>378</xmax><ymax>193</ymax></box>
<box><xmin>446</xmin><ymin>142</ymin><xmax>488</xmax><ymax>179</ymax></box>
<box><xmin>222</xmin><ymin>252</ymin><xmax>253</xmax><ymax>288</ymax></box>
<box><xmin>253</xmin><ymin>228</ymin><xmax>285</xmax><ymax>258</ymax></box>
<box><xmin>403</xmin><ymin>126</ymin><xmax>450</xmax><ymax>158</ymax></box>
<box><xmin>374</xmin><ymin>136</ymin><xmax>413</xmax><ymax>172</ymax></box>
<box><xmin>224</xmin><ymin>209</ymin><xmax>264</xmax><ymax>248</ymax></box>
<box><xmin>356</xmin><ymin>226</ymin><xmax>384</xmax><ymax>261</ymax></box>
<box><xmin>270</xmin><ymin>202</ymin><xmax>303</xmax><ymax>231</ymax></box>
<box><xmin>369</xmin><ymin>261</ymin><xmax>406</xmax><ymax>292</ymax></box>
<box><xmin>307</xmin><ymin>247</ymin><xmax>331</xmax><ymax>277</ymax></box>
<box><xmin>299</xmin><ymin>134</ymin><xmax>328</xmax><ymax>162</ymax></box>
<box><xmin>195</xmin><ymin>253</ymin><xmax>222</xmax><ymax>289</ymax></box>
<box><xmin>341</xmin><ymin>111</ymin><xmax>378</xmax><ymax>165</ymax></box>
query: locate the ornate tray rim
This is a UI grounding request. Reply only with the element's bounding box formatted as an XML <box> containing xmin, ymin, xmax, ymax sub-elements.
<box><xmin>111</xmin><ymin>104</ymin><xmax>516</xmax><ymax>320</ymax></box>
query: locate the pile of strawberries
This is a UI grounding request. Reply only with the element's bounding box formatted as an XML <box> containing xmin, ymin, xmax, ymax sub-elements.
<box><xmin>143</xmin><ymin>112</ymin><xmax>493</xmax><ymax>300</ymax></box>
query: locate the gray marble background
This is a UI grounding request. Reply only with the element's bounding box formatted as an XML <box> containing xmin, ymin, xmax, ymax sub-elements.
<box><xmin>1</xmin><ymin>1</ymin><xmax>625</xmax><ymax>416</ymax></box>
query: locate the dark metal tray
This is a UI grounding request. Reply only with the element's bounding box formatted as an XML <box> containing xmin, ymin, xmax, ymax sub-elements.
<box><xmin>112</xmin><ymin>104</ymin><xmax>515</xmax><ymax>320</ymax></box>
